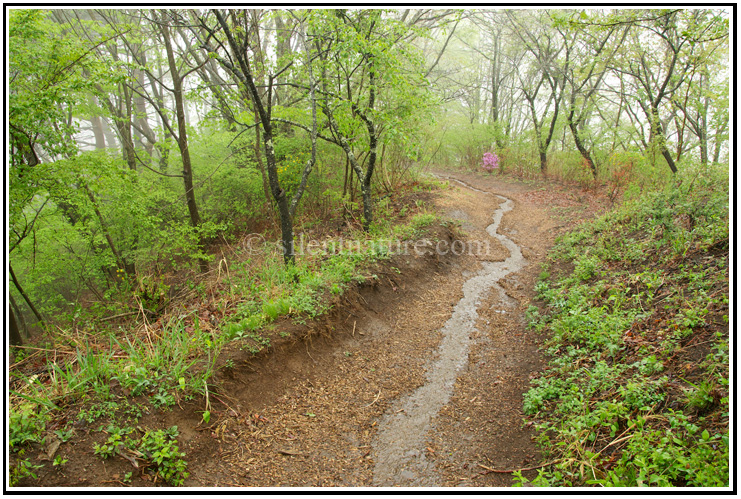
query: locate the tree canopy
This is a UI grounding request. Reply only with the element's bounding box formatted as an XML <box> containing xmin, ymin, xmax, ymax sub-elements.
<box><xmin>6</xmin><ymin>8</ymin><xmax>730</xmax><ymax>342</ymax></box>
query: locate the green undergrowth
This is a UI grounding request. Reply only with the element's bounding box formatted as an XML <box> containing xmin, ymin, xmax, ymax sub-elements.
<box><xmin>93</xmin><ymin>425</ymin><xmax>188</xmax><ymax>485</ymax></box>
<box><xmin>519</xmin><ymin>164</ymin><xmax>729</xmax><ymax>487</ymax></box>
<box><xmin>8</xmin><ymin>196</ymin><xmax>449</xmax><ymax>486</ymax></box>
<box><xmin>218</xmin><ymin>208</ymin><xmax>442</xmax><ymax>345</ymax></box>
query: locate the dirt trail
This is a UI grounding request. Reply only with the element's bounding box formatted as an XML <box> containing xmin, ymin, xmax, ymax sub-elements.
<box><xmin>185</xmin><ymin>170</ymin><xmax>605</xmax><ymax>488</ymax></box>
<box><xmin>26</xmin><ymin>171</ymin><xmax>608</xmax><ymax>488</ymax></box>
<box><xmin>371</xmin><ymin>180</ymin><xmax>525</xmax><ymax>486</ymax></box>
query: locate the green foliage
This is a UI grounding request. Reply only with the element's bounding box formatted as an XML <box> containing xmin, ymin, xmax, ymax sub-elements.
<box><xmin>589</xmin><ymin>420</ymin><xmax>729</xmax><ymax>487</ymax></box>
<box><xmin>9</xmin><ymin>450</ymin><xmax>44</xmax><ymax>487</ymax></box>
<box><xmin>151</xmin><ymin>388</ymin><xmax>176</xmax><ymax>409</ymax></box>
<box><xmin>93</xmin><ymin>425</ymin><xmax>189</xmax><ymax>486</ymax></box>
<box><xmin>683</xmin><ymin>379</ymin><xmax>716</xmax><ymax>411</ymax></box>
<box><xmin>138</xmin><ymin>427</ymin><xmax>189</xmax><ymax>486</ymax></box>
<box><xmin>93</xmin><ymin>424</ymin><xmax>133</xmax><ymax>458</ymax></box>
<box><xmin>8</xmin><ymin>9</ymin><xmax>114</xmax><ymax>164</ymax></box>
<box><xmin>522</xmin><ymin>165</ymin><xmax>729</xmax><ymax>487</ymax></box>
<box><xmin>189</xmin><ymin>125</ymin><xmax>267</xmax><ymax>232</ymax></box>
<box><xmin>10</xmin><ymin>403</ymin><xmax>48</xmax><ymax>449</ymax></box>
<box><xmin>393</xmin><ymin>212</ymin><xmax>438</xmax><ymax>240</ymax></box>
<box><xmin>10</xmin><ymin>148</ymin><xmax>212</xmax><ymax>320</ymax></box>
<box><xmin>428</xmin><ymin>120</ymin><xmax>500</xmax><ymax>171</ymax></box>
<box><xmin>78</xmin><ymin>400</ymin><xmax>119</xmax><ymax>424</ymax></box>
<box><xmin>111</xmin><ymin>317</ymin><xmax>220</xmax><ymax>400</ymax></box>
<box><xmin>214</xmin><ymin>207</ymin><xmax>442</xmax><ymax>357</ymax></box>
<box><xmin>306</xmin><ymin>9</ymin><xmax>434</xmax><ymax>177</ymax></box>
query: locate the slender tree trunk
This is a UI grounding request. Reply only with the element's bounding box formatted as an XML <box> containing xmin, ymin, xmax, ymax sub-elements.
<box><xmin>116</xmin><ymin>117</ymin><xmax>137</xmax><ymax>170</ymax></box>
<box><xmin>662</xmin><ymin>149</ymin><xmax>678</xmax><ymax>174</ymax></box>
<box><xmin>348</xmin><ymin>161</ymin><xmax>355</xmax><ymax>203</ymax></box>
<box><xmin>119</xmin><ymin>87</ymin><xmax>137</xmax><ymax>170</ymax></box>
<box><xmin>83</xmin><ymin>184</ymin><xmax>133</xmax><ymax>274</ymax></box>
<box><xmin>253</xmin><ymin>107</ymin><xmax>274</xmax><ymax>208</ymax></box>
<box><xmin>324</xmin><ymin>102</ymin><xmax>373</xmax><ymax>229</ymax></box>
<box><xmin>342</xmin><ymin>155</ymin><xmax>350</xmax><ymax>198</ymax></box>
<box><xmin>357</xmin><ymin>56</ymin><xmax>378</xmax><ymax>231</ymax></box>
<box><xmin>161</xmin><ymin>19</ymin><xmax>208</xmax><ymax>272</ymax></box>
<box><xmin>97</xmin><ymin>41</ymin><xmax>136</xmax><ymax>169</ymax></box>
<box><xmin>568</xmin><ymin>114</ymin><xmax>597</xmax><ymax>179</ymax></box>
<box><xmin>10</xmin><ymin>293</ymin><xmax>28</xmax><ymax>339</ymax></box>
<box><xmin>649</xmin><ymin>106</ymin><xmax>678</xmax><ymax>174</ymax></box>
<box><xmin>90</xmin><ymin>99</ymin><xmax>107</xmax><ymax>149</ymax></box>
<box><xmin>539</xmin><ymin>149</ymin><xmax>548</xmax><ymax>174</ymax></box>
<box><xmin>210</xmin><ymin>10</ymin><xmax>297</xmax><ymax>264</ymax></box>
<box><xmin>132</xmin><ymin>60</ymin><xmax>156</xmax><ymax>160</ymax></box>
<box><xmin>171</xmin><ymin>77</ymin><xmax>200</xmax><ymax>229</ymax></box>
<box><xmin>10</xmin><ymin>306</ymin><xmax>23</xmax><ymax>347</ymax></box>
<box><xmin>155</xmin><ymin>137</ymin><xmax>171</xmax><ymax>172</ymax></box>
<box><xmin>104</xmin><ymin>93</ymin><xmax>136</xmax><ymax>169</ymax></box>
<box><xmin>262</xmin><ymin>129</ymin><xmax>296</xmax><ymax>263</ymax></box>
<box><xmin>698</xmin><ymin>129</ymin><xmax>708</xmax><ymax>165</ymax></box>
<box><xmin>9</xmin><ymin>263</ymin><xmax>45</xmax><ymax>329</ymax></box>
<box><xmin>674</xmin><ymin>113</ymin><xmax>686</xmax><ymax>163</ymax></box>
<box><xmin>81</xmin><ymin>66</ymin><xmax>107</xmax><ymax>150</ymax></box>
<box><xmin>712</xmin><ymin>121</ymin><xmax>726</xmax><ymax>164</ymax></box>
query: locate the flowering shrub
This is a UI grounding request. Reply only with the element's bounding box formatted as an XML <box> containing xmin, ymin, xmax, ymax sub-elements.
<box><xmin>482</xmin><ymin>152</ymin><xmax>499</xmax><ymax>173</ymax></box>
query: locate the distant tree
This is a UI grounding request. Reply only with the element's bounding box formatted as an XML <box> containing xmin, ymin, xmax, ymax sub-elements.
<box><xmin>553</xmin><ymin>12</ymin><xmax>628</xmax><ymax>178</ymax></box>
<box><xmin>605</xmin><ymin>9</ymin><xmax>728</xmax><ymax>172</ymax></box>
<box><xmin>506</xmin><ymin>10</ymin><xmax>568</xmax><ymax>174</ymax></box>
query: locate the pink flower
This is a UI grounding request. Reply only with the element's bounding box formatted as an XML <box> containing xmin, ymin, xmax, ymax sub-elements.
<box><xmin>482</xmin><ymin>152</ymin><xmax>499</xmax><ymax>172</ymax></box>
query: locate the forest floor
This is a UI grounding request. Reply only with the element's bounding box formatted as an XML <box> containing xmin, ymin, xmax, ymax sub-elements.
<box><xmin>16</xmin><ymin>170</ymin><xmax>611</xmax><ymax>488</ymax></box>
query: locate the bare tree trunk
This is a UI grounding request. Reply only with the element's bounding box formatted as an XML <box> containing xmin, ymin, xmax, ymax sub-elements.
<box><xmin>211</xmin><ymin>10</ymin><xmax>297</xmax><ymax>264</ymax></box>
<box><xmin>9</xmin><ymin>263</ymin><xmax>45</xmax><ymax>329</ymax></box>
<box><xmin>132</xmin><ymin>66</ymin><xmax>157</xmax><ymax>159</ymax></box>
<box><xmin>539</xmin><ymin>150</ymin><xmax>548</xmax><ymax>174</ymax></box>
<box><xmin>649</xmin><ymin>106</ymin><xmax>678</xmax><ymax>174</ymax></box>
<box><xmin>342</xmin><ymin>155</ymin><xmax>350</xmax><ymax>198</ymax></box>
<box><xmin>253</xmin><ymin>107</ymin><xmax>274</xmax><ymax>208</ymax></box>
<box><xmin>568</xmin><ymin>115</ymin><xmax>597</xmax><ymax>179</ymax></box>
<box><xmin>116</xmin><ymin>113</ymin><xmax>137</xmax><ymax>170</ymax></box>
<box><xmin>101</xmin><ymin>89</ymin><xmax>137</xmax><ymax>170</ymax></box>
<box><xmin>10</xmin><ymin>293</ymin><xmax>28</xmax><ymax>340</ymax></box>
<box><xmin>83</xmin><ymin>184</ymin><xmax>133</xmax><ymax>274</ymax></box>
<box><xmin>662</xmin><ymin>149</ymin><xmax>678</xmax><ymax>174</ymax></box>
<box><xmin>712</xmin><ymin>120</ymin><xmax>726</xmax><ymax>164</ymax></box>
<box><xmin>89</xmin><ymin>94</ymin><xmax>107</xmax><ymax>149</ymax></box>
<box><xmin>161</xmin><ymin>17</ymin><xmax>208</xmax><ymax>272</ymax></box>
<box><xmin>10</xmin><ymin>305</ymin><xmax>23</xmax><ymax>347</ymax></box>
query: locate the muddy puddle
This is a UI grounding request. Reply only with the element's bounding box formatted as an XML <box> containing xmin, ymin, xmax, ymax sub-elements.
<box><xmin>371</xmin><ymin>178</ymin><xmax>526</xmax><ymax>486</ymax></box>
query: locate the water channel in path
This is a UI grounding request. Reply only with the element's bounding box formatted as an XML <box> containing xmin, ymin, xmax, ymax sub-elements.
<box><xmin>371</xmin><ymin>178</ymin><xmax>526</xmax><ymax>486</ymax></box>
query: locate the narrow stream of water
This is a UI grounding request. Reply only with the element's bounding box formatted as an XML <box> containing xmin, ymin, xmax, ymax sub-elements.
<box><xmin>372</xmin><ymin>178</ymin><xmax>526</xmax><ymax>486</ymax></box>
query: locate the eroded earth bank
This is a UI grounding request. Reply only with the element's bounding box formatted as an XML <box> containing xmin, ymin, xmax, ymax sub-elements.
<box><xmin>180</xmin><ymin>171</ymin><xmax>607</xmax><ymax>488</ymax></box>
<box><xmin>31</xmin><ymin>172</ymin><xmax>608</xmax><ymax>488</ymax></box>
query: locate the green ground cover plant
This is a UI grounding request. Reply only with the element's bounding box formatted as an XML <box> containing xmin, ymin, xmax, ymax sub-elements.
<box><xmin>8</xmin><ymin>190</ymin><xmax>446</xmax><ymax>485</ymax></box>
<box><xmin>519</xmin><ymin>163</ymin><xmax>729</xmax><ymax>487</ymax></box>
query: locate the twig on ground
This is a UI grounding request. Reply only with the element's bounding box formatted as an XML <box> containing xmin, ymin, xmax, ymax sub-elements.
<box><xmin>365</xmin><ymin>389</ymin><xmax>381</xmax><ymax>408</ymax></box>
<box><xmin>477</xmin><ymin>460</ymin><xmax>561</xmax><ymax>475</ymax></box>
<box><xmin>10</xmin><ymin>345</ymin><xmax>75</xmax><ymax>355</ymax></box>
<box><xmin>100</xmin><ymin>310</ymin><xmax>146</xmax><ymax>322</ymax></box>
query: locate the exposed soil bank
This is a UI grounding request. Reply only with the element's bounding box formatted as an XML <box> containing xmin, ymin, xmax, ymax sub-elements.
<box><xmin>19</xmin><ymin>170</ymin><xmax>609</xmax><ymax>488</ymax></box>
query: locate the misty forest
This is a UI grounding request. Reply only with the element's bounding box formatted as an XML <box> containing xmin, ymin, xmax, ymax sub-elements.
<box><xmin>8</xmin><ymin>8</ymin><xmax>729</xmax><ymax>488</ymax></box>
